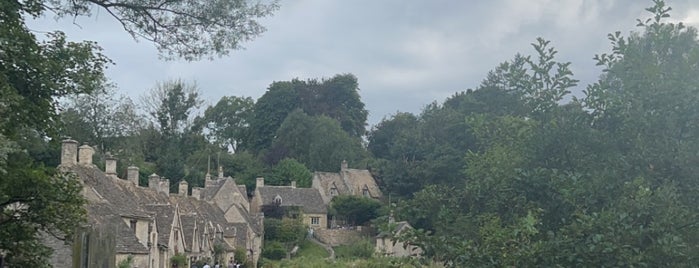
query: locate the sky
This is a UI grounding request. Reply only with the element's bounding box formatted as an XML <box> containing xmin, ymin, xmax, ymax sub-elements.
<box><xmin>29</xmin><ymin>0</ymin><xmax>699</xmax><ymax>127</ymax></box>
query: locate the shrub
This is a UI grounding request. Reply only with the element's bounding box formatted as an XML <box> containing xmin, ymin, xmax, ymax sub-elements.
<box><xmin>262</xmin><ymin>241</ymin><xmax>287</xmax><ymax>260</ymax></box>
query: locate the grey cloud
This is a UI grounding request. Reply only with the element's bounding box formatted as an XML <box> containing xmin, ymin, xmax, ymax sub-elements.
<box><xmin>27</xmin><ymin>0</ymin><xmax>699</xmax><ymax>126</ymax></box>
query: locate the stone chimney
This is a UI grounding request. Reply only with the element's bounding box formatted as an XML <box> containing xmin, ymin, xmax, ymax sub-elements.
<box><xmin>178</xmin><ymin>180</ymin><xmax>188</xmax><ymax>196</ymax></box>
<box><xmin>218</xmin><ymin>166</ymin><xmax>224</xmax><ymax>179</ymax></box>
<box><xmin>78</xmin><ymin>144</ymin><xmax>94</xmax><ymax>165</ymax></box>
<box><xmin>291</xmin><ymin>181</ymin><xmax>296</xmax><ymax>188</ymax></box>
<box><xmin>341</xmin><ymin>160</ymin><xmax>348</xmax><ymax>170</ymax></box>
<box><xmin>159</xmin><ymin>178</ymin><xmax>170</xmax><ymax>196</ymax></box>
<box><xmin>60</xmin><ymin>139</ymin><xmax>78</xmax><ymax>166</ymax></box>
<box><xmin>191</xmin><ymin>187</ymin><xmax>202</xmax><ymax>200</ymax></box>
<box><xmin>256</xmin><ymin>177</ymin><xmax>264</xmax><ymax>188</ymax></box>
<box><xmin>105</xmin><ymin>153</ymin><xmax>117</xmax><ymax>177</ymax></box>
<box><xmin>127</xmin><ymin>166</ymin><xmax>139</xmax><ymax>185</ymax></box>
<box><xmin>148</xmin><ymin>174</ymin><xmax>160</xmax><ymax>190</ymax></box>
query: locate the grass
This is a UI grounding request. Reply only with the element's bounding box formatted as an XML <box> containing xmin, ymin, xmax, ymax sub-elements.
<box><xmin>296</xmin><ymin>239</ymin><xmax>329</xmax><ymax>258</ymax></box>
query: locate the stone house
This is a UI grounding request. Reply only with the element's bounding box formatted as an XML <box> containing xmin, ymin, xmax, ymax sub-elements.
<box><xmin>251</xmin><ymin>178</ymin><xmax>327</xmax><ymax>229</ymax></box>
<box><xmin>49</xmin><ymin>139</ymin><xmax>262</xmax><ymax>268</ymax></box>
<box><xmin>375</xmin><ymin>221</ymin><xmax>422</xmax><ymax>258</ymax></box>
<box><xmin>312</xmin><ymin>160</ymin><xmax>383</xmax><ymax>205</ymax></box>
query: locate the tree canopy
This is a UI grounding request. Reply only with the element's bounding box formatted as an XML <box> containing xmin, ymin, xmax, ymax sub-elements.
<box><xmin>39</xmin><ymin>0</ymin><xmax>279</xmax><ymax>60</ymax></box>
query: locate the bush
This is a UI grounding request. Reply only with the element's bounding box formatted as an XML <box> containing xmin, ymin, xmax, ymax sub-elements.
<box><xmin>262</xmin><ymin>241</ymin><xmax>287</xmax><ymax>260</ymax></box>
<box><xmin>334</xmin><ymin>239</ymin><xmax>374</xmax><ymax>259</ymax></box>
<box><xmin>170</xmin><ymin>253</ymin><xmax>187</xmax><ymax>267</ymax></box>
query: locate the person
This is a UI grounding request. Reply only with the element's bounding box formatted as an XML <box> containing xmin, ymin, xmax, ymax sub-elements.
<box><xmin>214</xmin><ymin>262</ymin><xmax>220</xmax><ymax>268</ymax></box>
<box><xmin>227</xmin><ymin>259</ymin><xmax>235</xmax><ymax>268</ymax></box>
<box><xmin>235</xmin><ymin>262</ymin><xmax>241</xmax><ymax>268</ymax></box>
<box><xmin>202</xmin><ymin>262</ymin><xmax>210</xmax><ymax>268</ymax></box>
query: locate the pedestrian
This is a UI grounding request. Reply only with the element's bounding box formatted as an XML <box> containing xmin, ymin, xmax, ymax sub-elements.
<box><xmin>228</xmin><ymin>259</ymin><xmax>235</xmax><ymax>268</ymax></box>
<box><xmin>203</xmin><ymin>262</ymin><xmax>210</xmax><ymax>268</ymax></box>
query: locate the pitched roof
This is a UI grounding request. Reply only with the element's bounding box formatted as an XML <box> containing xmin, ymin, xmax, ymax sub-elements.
<box><xmin>180</xmin><ymin>214</ymin><xmax>197</xmax><ymax>251</ymax></box>
<box><xmin>257</xmin><ymin>186</ymin><xmax>327</xmax><ymax>214</ymax></box>
<box><xmin>144</xmin><ymin>204</ymin><xmax>176</xmax><ymax>246</ymax></box>
<box><xmin>171</xmin><ymin>196</ymin><xmax>233</xmax><ymax>235</ymax></box>
<box><xmin>341</xmin><ymin>168</ymin><xmax>382</xmax><ymax>198</ymax></box>
<box><xmin>115</xmin><ymin>221</ymin><xmax>150</xmax><ymax>254</ymax></box>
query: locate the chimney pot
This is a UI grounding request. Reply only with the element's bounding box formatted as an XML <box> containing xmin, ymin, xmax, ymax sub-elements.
<box><xmin>148</xmin><ymin>174</ymin><xmax>160</xmax><ymax>189</ymax></box>
<box><xmin>159</xmin><ymin>178</ymin><xmax>170</xmax><ymax>196</ymax></box>
<box><xmin>60</xmin><ymin>139</ymin><xmax>78</xmax><ymax>166</ymax></box>
<box><xmin>191</xmin><ymin>187</ymin><xmax>202</xmax><ymax>200</ymax></box>
<box><xmin>105</xmin><ymin>153</ymin><xmax>117</xmax><ymax>177</ymax></box>
<box><xmin>127</xmin><ymin>166</ymin><xmax>139</xmax><ymax>185</ymax></box>
<box><xmin>78</xmin><ymin>144</ymin><xmax>95</xmax><ymax>165</ymax></box>
<box><xmin>178</xmin><ymin>180</ymin><xmax>188</xmax><ymax>196</ymax></box>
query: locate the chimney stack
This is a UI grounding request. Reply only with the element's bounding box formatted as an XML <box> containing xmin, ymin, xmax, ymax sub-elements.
<box><xmin>341</xmin><ymin>160</ymin><xmax>348</xmax><ymax>171</ymax></box>
<box><xmin>127</xmin><ymin>166</ymin><xmax>139</xmax><ymax>185</ymax></box>
<box><xmin>78</xmin><ymin>144</ymin><xmax>94</xmax><ymax>166</ymax></box>
<box><xmin>291</xmin><ymin>181</ymin><xmax>296</xmax><ymax>188</ymax></box>
<box><xmin>178</xmin><ymin>180</ymin><xmax>188</xmax><ymax>196</ymax></box>
<box><xmin>159</xmin><ymin>178</ymin><xmax>170</xmax><ymax>196</ymax></box>
<box><xmin>105</xmin><ymin>153</ymin><xmax>117</xmax><ymax>177</ymax></box>
<box><xmin>256</xmin><ymin>177</ymin><xmax>265</xmax><ymax>188</ymax></box>
<box><xmin>149</xmin><ymin>174</ymin><xmax>160</xmax><ymax>190</ymax></box>
<box><xmin>60</xmin><ymin>139</ymin><xmax>78</xmax><ymax>166</ymax></box>
<box><xmin>191</xmin><ymin>187</ymin><xmax>202</xmax><ymax>200</ymax></box>
<box><xmin>218</xmin><ymin>166</ymin><xmax>224</xmax><ymax>179</ymax></box>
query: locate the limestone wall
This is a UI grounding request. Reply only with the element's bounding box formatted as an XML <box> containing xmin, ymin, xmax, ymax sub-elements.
<box><xmin>313</xmin><ymin>228</ymin><xmax>362</xmax><ymax>247</ymax></box>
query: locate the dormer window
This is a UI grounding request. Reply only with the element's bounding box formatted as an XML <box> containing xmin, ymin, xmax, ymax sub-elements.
<box><xmin>330</xmin><ymin>187</ymin><xmax>338</xmax><ymax>196</ymax></box>
<box><xmin>362</xmin><ymin>186</ymin><xmax>370</xmax><ymax>197</ymax></box>
<box><xmin>273</xmin><ymin>194</ymin><xmax>282</xmax><ymax>205</ymax></box>
<box><xmin>130</xmin><ymin>219</ymin><xmax>137</xmax><ymax>234</ymax></box>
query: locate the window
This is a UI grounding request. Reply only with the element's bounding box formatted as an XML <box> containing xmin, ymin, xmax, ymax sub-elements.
<box><xmin>273</xmin><ymin>195</ymin><xmax>282</xmax><ymax>205</ymax></box>
<box><xmin>362</xmin><ymin>186</ymin><xmax>370</xmax><ymax>197</ymax></box>
<box><xmin>330</xmin><ymin>187</ymin><xmax>338</xmax><ymax>196</ymax></box>
<box><xmin>130</xmin><ymin>219</ymin><xmax>137</xmax><ymax>234</ymax></box>
<box><xmin>311</xmin><ymin>217</ymin><xmax>320</xmax><ymax>225</ymax></box>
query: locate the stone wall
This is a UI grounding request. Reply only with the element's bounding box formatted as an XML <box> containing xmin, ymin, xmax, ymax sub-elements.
<box><xmin>313</xmin><ymin>228</ymin><xmax>362</xmax><ymax>247</ymax></box>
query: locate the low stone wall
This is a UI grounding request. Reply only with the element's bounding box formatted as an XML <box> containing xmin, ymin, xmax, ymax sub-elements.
<box><xmin>314</xmin><ymin>228</ymin><xmax>363</xmax><ymax>246</ymax></box>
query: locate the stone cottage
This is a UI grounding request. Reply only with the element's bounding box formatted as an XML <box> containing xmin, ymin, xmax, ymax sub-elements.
<box><xmin>311</xmin><ymin>160</ymin><xmax>383</xmax><ymax>205</ymax></box>
<box><xmin>251</xmin><ymin>178</ymin><xmax>327</xmax><ymax>229</ymax></box>
<box><xmin>375</xmin><ymin>220</ymin><xmax>422</xmax><ymax>258</ymax></box>
<box><xmin>48</xmin><ymin>139</ymin><xmax>262</xmax><ymax>268</ymax></box>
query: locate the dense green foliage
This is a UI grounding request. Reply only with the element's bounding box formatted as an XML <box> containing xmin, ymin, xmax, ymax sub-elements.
<box><xmin>4</xmin><ymin>0</ymin><xmax>697</xmax><ymax>266</ymax></box>
<box><xmin>333</xmin><ymin>239</ymin><xmax>375</xmax><ymax>259</ymax></box>
<box><xmin>329</xmin><ymin>195</ymin><xmax>382</xmax><ymax>226</ymax></box>
<box><xmin>381</xmin><ymin>1</ymin><xmax>699</xmax><ymax>267</ymax></box>
<box><xmin>1</xmin><ymin>0</ymin><xmax>278</xmax><ymax>265</ymax></box>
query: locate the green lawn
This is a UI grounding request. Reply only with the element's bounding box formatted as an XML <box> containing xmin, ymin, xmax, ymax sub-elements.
<box><xmin>295</xmin><ymin>239</ymin><xmax>329</xmax><ymax>259</ymax></box>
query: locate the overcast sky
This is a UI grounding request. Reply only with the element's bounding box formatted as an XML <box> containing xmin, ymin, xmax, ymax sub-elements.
<box><xmin>29</xmin><ymin>0</ymin><xmax>699</xmax><ymax>126</ymax></box>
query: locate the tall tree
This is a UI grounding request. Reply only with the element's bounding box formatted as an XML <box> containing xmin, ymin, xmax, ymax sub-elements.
<box><xmin>196</xmin><ymin>96</ymin><xmax>255</xmax><ymax>152</ymax></box>
<box><xmin>40</xmin><ymin>0</ymin><xmax>279</xmax><ymax>60</ymax></box>
<box><xmin>1</xmin><ymin>1</ymin><xmax>105</xmax><ymax>264</ymax></box>
<box><xmin>61</xmin><ymin>84</ymin><xmax>144</xmax><ymax>154</ymax></box>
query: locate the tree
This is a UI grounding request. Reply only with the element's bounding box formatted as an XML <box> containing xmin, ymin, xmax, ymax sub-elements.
<box><xmin>395</xmin><ymin>2</ymin><xmax>699</xmax><ymax>267</ymax></box>
<box><xmin>272</xmin><ymin>110</ymin><xmax>366</xmax><ymax>171</ymax></box>
<box><xmin>196</xmin><ymin>96</ymin><xmax>255</xmax><ymax>152</ymax></box>
<box><xmin>329</xmin><ymin>195</ymin><xmax>381</xmax><ymax>226</ymax></box>
<box><xmin>0</xmin><ymin>156</ymin><xmax>86</xmax><ymax>266</ymax></box>
<box><xmin>143</xmin><ymin>79</ymin><xmax>203</xmax><ymax>136</ymax></box>
<box><xmin>1</xmin><ymin>1</ymin><xmax>104</xmax><ymax>265</ymax></box>
<box><xmin>41</xmin><ymin>0</ymin><xmax>279</xmax><ymax>60</ymax></box>
<box><xmin>61</xmin><ymin>84</ymin><xmax>144</xmax><ymax>154</ymax></box>
<box><xmin>298</xmin><ymin>74</ymin><xmax>368</xmax><ymax>137</ymax></box>
<box><xmin>247</xmin><ymin>81</ymin><xmax>302</xmax><ymax>152</ymax></box>
<box><xmin>268</xmin><ymin>158</ymin><xmax>312</xmax><ymax>187</ymax></box>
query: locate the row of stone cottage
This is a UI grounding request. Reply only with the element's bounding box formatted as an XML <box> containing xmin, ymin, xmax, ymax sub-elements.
<box><xmin>47</xmin><ymin>139</ymin><xmax>385</xmax><ymax>268</ymax></box>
